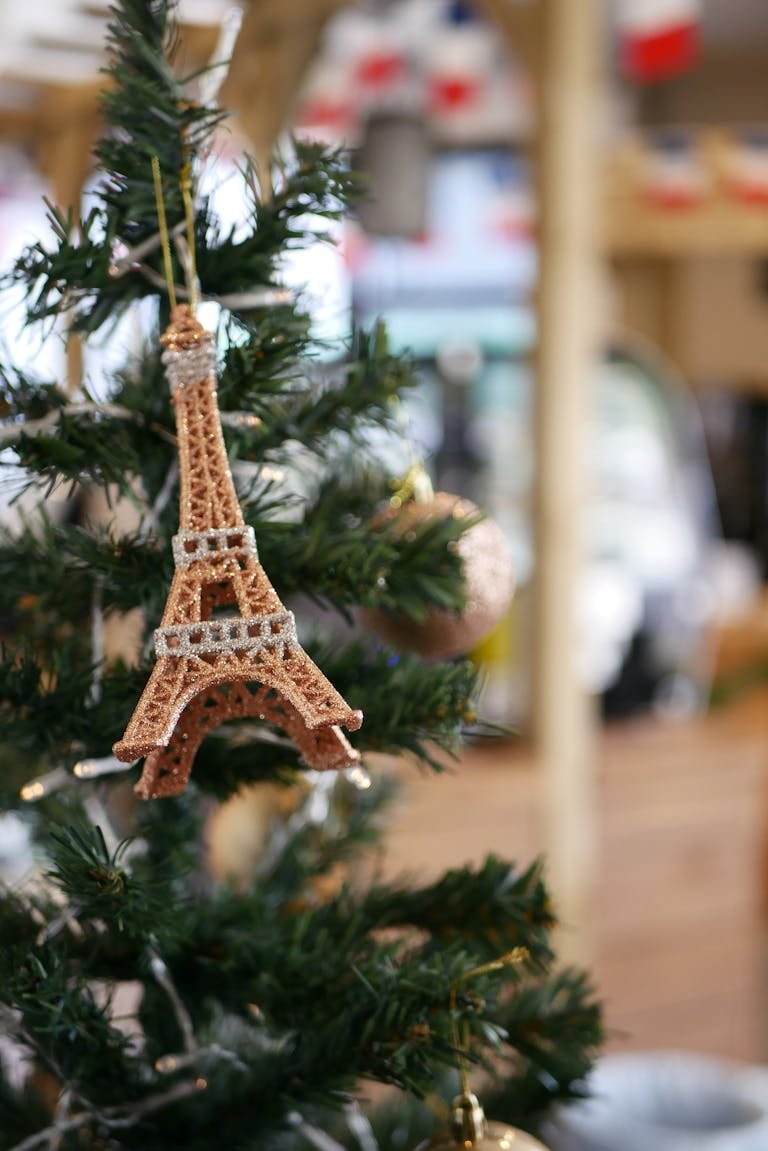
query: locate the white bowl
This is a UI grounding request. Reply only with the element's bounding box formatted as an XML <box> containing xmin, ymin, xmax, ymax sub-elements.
<box><xmin>545</xmin><ymin>1052</ymin><xmax>768</xmax><ymax>1151</ymax></box>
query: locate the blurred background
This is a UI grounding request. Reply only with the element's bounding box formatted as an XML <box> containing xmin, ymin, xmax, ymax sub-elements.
<box><xmin>4</xmin><ymin>0</ymin><xmax>768</xmax><ymax>1068</ymax></box>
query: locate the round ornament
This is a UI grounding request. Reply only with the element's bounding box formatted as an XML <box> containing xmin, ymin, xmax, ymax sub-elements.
<box><xmin>366</xmin><ymin>492</ymin><xmax>515</xmax><ymax>660</ymax></box>
<box><xmin>417</xmin><ymin>1094</ymin><xmax>549</xmax><ymax>1151</ymax></box>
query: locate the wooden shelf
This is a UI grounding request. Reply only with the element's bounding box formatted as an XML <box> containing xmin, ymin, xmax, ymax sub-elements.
<box><xmin>605</xmin><ymin>131</ymin><xmax>768</xmax><ymax>258</ymax></box>
<box><xmin>606</xmin><ymin>196</ymin><xmax>768</xmax><ymax>258</ymax></box>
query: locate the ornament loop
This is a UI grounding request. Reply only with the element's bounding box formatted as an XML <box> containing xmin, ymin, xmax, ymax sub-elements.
<box><xmin>451</xmin><ymin>1093</ymin><xmax>487</xmax><ymax>1147</ymax></box>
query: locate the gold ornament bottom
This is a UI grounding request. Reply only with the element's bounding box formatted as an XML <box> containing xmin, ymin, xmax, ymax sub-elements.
<box><xmin>417</xmin><ymin>1122</ymin><xmax>549</xmax><ymax>1151</ymax></box>
<box><xmin>416</xmin><ymin>1094</ymin><xmax>550</xmax><ymax>1151</ymax></box>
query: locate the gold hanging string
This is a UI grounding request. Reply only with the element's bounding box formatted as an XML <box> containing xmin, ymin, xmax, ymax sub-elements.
<box><xmin>389</xmin><ymin>462</ymin><xmax>435</xmax><ymax>510</ymax></box>
<box><xmin>151</xmin><ymin>154</ymin><xmax>177</xmax><ymax>312</ymax></box>
<box><xmin>448</xmin><ymin>946</ymin><xmax>530</xmax><ymax>1096</ymax></box>
<box><xmin>179</xmin><ymin>158</ymin><xmax>199</xmax><ymax>314</ymax></box>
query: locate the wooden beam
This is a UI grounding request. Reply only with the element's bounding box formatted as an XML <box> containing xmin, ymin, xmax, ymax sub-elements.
<box><xmin>222</xmin><ymin>0</ymin><xmax>349</xmax><ymax>161</ymax></box>
<box><xmin>34</xmin><ymin>83</ymin><xmax>101</xmax><ymax>208</ymax></box>
<box><xmin>0</xmin><ymin>1</ymin><xmax>346</xmax><ymax>385</ymax></box>
<box><xmin>0</xmin><ymin>0</ymin><xmax>349</xmax><ymax>161</ymax></box>
<box><xmin>533</xmin><ymin>0</ymin><xmax>602</xmax><ymax>963</ymax></box>
<box><xmin>0</xmin><ymin>104</ymin><xmax>41</xmax><ymax>141</ymax></box>
<box><xmin>472</xmin><ymin>0</ymin><xmax>537</xmax><ymax>69</ymax></box>
<box><xmin>33</xmin><ymin>83</ymin><xmax>102</xmax><ymax>395</ymax></box>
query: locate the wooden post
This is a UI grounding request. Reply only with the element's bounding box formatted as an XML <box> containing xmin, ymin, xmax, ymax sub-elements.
<box><xmin>533</xmin><ymin>0</ymin><xmax>602</xmax><ymax>962</ymax></box>
<box><xmin>36</xmin><ymin>84</ymin><xmax>102</xmax><ymax>397</ymax></box>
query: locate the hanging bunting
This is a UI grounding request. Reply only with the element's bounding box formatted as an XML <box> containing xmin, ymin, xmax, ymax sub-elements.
<box><xmin>620</xmin><ymin>0</ymin><xmax>701</xmax><ymax>83</ymax></box>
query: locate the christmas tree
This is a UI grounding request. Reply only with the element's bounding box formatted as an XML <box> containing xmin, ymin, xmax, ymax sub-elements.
<box><xmin>0</xmin><ymin>3</ymin><xmax>601</xmax><ymax>1149</ymax></box>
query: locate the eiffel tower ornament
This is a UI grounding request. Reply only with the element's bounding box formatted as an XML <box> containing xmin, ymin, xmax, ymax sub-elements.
<box><xmin>113</xmin><ymin>304</ymin><xmax>363</xmax><ymax>798</ymax></box>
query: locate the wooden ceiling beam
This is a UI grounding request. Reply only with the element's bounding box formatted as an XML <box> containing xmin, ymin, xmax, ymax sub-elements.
<box><xmin>222</xmin><ymin>0</ymin><xmax>350</xmax><ymax>164</ymax></box>
<box><xmin>33</xmin><ymin>82</ymin><xmax>103</xmax><ymax>210</ymax></box>
<box><xmin>0</xmin><ymin>104</ymin><xmax>40</xmax><ymax>142</ymax></box>
<box><xmin>0</xmin><ymin>1</ymin><xmax>352</xmax><ymax>173</ymax></box>
<box><xmin>471</xmin><ymin>0</ymin><xmax>538</xmax><ymax>70</ymax></box>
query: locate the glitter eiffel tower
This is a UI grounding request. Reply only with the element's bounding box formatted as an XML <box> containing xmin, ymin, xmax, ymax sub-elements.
<box><xmin>113</xmin><ymin>305</ymin><xmax>362</xmax><ymax>798</ymax></box>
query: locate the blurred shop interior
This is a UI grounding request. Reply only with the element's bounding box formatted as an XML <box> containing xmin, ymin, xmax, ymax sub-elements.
<box><xmin>292</xmin><ymin>0</ymin><xmax>768</xmax><ymax>730</ymax></box>
<box><xmin>5</xmin><ymin>0</ymin><xmax>768</xmax><ymax>1068</ymax></box>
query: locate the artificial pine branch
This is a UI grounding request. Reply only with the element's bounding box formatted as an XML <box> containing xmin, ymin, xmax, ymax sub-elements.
<box><xmin>0</xmin><ymin>487</ymin><xmax>470</xmax><ymax>628</ymax></box>
<box><xmin>46</xmin><ymin>825</ymin><xmax>172</xmax><ymax>936</ymax></box>
<box><xmin>0</xmin><ymin>638</ymin><xmax>476</xmax><ymax>799</ymax></box>
<box><xmin>0</xmin><ymin>827</ymin><xmax>600</xmax><ymax>1119</ymax></box>
<box><xmin>0</xmin><ymin>0</ymin><xmax>602</xmax><ymax>1145</ymax></box>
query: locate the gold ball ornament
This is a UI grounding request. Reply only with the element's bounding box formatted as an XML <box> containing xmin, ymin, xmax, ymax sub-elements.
<box><xmin>366</xmin><ymin>492</ymin><xmax>515</xmax><ymax>660</ymax></box>
<box><xmin>416</xmin><ymin>1094</ymin><xmax>550</xmax><ymax>1151</ymax></box>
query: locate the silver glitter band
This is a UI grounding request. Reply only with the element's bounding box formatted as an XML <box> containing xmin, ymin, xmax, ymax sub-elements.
<box><xmin>155</xmin><ymin>610</ymin><xmax>297</xmax><ymax>659</ymax></box>
<box><xmin>162</xmin><ymin>344</ymin><xmax>218</xmax><ymax>389</ymax></box>
<box><xmin>172</xmin><ymin>526</ymin><xmax>258</xmax><ymax>569</ymax></box>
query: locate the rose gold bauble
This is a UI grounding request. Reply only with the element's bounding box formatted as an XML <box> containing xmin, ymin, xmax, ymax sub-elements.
<box><xmin>416</xmin><ymin>1094</ymin><xmax>550</xmax><ymax>1151</ymax></box>
<box><xmin>365</xmin><ymin>493</ymin><xmax>515</xmax><ymax>659</ymax></box>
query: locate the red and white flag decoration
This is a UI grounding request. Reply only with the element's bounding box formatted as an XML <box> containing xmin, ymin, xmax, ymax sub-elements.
<box><xmin>426</xmin><ymin>22</ymin><xmax>493</xmax><ymax>115</ymax></box>
<box><xmin>619</xmin><ymin>0</ymin><xmax>701</xmax><ymax>82</ymax></box>
<box><xmin>295</xmin><ymin>60</ymin><xmax>356</xmax><ymax>141</ymax></box>
<box><xmin>726</xmin><ymin>133</ymin><xmax>768</xmax><ymax>207</ymax></box>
